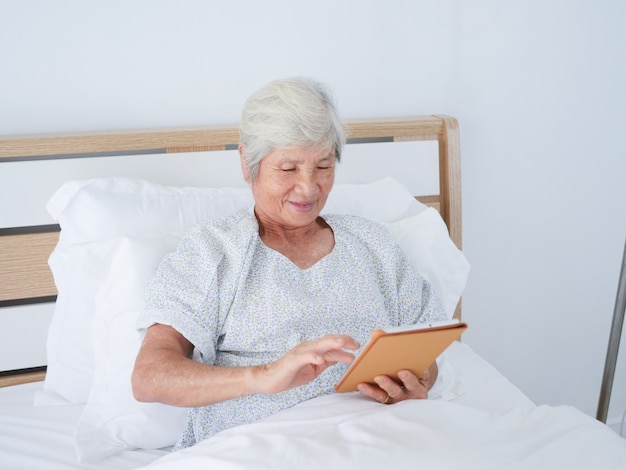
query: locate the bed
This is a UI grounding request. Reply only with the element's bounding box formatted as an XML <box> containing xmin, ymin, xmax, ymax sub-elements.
<box><xmin>1</xmin><ymin>116</ymin><xmax>625</xmax><ymax>469</ymax></box>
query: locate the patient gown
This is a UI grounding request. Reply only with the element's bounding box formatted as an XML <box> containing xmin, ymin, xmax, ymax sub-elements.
<box><xmin>138</xmin><ymin>208</ymin><xmax>446</xmax><ymax>449</ymax></box>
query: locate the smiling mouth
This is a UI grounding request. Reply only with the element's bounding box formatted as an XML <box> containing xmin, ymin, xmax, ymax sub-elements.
<box><xmin>289</xmin><ymin>201</ymin><xmax>315</xmax><ymax>211</ymax></box>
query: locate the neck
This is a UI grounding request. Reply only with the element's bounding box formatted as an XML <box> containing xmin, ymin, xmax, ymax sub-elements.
<box><xmin>256</xmin><ymin>214</ymin><xmax>325</xmax><ymax>245</ymax></box>
<box><xmin>255</xmin><ymin>214</ymin><xmax>335</xmax><ymax>270</ymax></box>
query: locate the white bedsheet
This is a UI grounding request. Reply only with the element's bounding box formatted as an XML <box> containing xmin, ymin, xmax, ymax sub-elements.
<box><xmin>0</xmin><ymin>382</ymin><xmax>167</xmax><ymax>470</ymax></box>
<box><xmin>1</xmin><ymin>342</ymin><xmax>624</xmax><ymax>470</ymax></box>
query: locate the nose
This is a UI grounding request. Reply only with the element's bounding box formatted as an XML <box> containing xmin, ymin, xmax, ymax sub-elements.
<box><xmin>295</xmin><ymin>168</ymin><xmax>320</xmax><ymax>198</ymax></box>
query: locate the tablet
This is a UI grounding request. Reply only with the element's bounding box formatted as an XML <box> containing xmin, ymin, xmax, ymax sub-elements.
<box><xmin>334</xmin><ymin>319</ymin><xmax>468</xmax><ymax>393</ymax></box>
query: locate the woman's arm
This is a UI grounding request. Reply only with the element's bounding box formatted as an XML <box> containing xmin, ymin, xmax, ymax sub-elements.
<box><xmin>131</xmin><ymin>324</ymin><xmax>258</xmax><ymax>406</ymax></box>
<box><xmin>131</xmin><ymin>323</ymin><xmax>359</xmax><ymax>407</ymax></box>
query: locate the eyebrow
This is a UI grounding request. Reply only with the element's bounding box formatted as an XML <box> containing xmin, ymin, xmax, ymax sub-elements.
<box><xmin>278</xmin><ymin>153</ymin><xmax>335</xmax><ymax>165</ymax></box>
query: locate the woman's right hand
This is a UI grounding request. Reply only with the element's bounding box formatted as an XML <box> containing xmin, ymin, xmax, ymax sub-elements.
<box><xmin>257</xmin><ymin>334</ymin><xmax>359</xmax><ymax>394</ymax></box>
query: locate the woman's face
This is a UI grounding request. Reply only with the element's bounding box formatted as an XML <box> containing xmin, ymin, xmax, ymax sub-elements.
<box><xmin>242</xmin><ymin>146</ymin><xmax>336</xmax><ymax>231</ymax></box>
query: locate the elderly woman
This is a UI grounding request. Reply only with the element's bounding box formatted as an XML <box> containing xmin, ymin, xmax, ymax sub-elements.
<box><xmin>132</xmin><ymin>77</ymin><xmax>447</xmax><ymax>449</ymax></box>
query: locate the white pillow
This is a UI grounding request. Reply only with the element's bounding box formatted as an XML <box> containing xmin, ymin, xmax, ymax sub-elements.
<box><xmin>47</xmin><ymin>178</ymin><xmax>254</xmax><ymax>249</ymax></box>
<box><xmin>323</xmin><ymin>177</ymin><xmax>426</xmax><ymax>221</ymax></box>
<box><xmin>73</xmin><ymin>234</ymin><xmax>187</xmax><ymax>462</ymax></box>
<box><xmin>41</xmin><ymin>177</ymin><xmax>427</xmax><ymax>405</ymax></box>
<box><xmin>39</xmin><ymin>245</ymin><xmax>110</xmax><ymax>404</ymax></box>
<box><xmin>384</xmin><ymin>208</ymin><xmax>470</xmax><ymax>318</ymax></box>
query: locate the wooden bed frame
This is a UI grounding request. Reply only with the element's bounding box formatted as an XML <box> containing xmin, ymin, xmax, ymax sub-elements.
<box><xmin>0</xmin><ymin>115</ymin><xmax>461</xmax><ymax>387</ymax></box>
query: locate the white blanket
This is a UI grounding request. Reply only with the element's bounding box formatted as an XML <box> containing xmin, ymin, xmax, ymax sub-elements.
<box><xmin>140</xmin><ymin>343</ymin><xmax>626</xmax><ymax>470</ymax></box>
<box><xmin>141</xmin><ymin>397</ymin><xmax>626</xmax><ymax>470</ymax></box>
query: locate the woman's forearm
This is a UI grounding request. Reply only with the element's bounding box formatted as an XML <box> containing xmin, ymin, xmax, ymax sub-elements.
<box><xmin>132</xmin><ymin>348</ymin><xmax>263</xmax><ymax>407</ymax></box>
<box><xmin>131</xmin><ymin>323</ymin><xmax>264</xmax><ymax>407</ymax></box>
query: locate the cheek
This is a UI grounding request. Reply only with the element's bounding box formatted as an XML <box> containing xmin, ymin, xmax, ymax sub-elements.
<box><xmin>320</xmin><ymin>172</ymin><xmax>335</xmax><ymax>190</ymax></box>
<box><xmin>254</xmin><ymin>177</ymin><xmax>291</xmax><ymax>201</ymax></box>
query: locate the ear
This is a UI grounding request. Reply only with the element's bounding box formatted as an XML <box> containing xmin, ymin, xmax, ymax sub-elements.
<box><xmin>238</xmin><ymin>144</ymin><xmax>251</xmax><ymax>183</ymax></box>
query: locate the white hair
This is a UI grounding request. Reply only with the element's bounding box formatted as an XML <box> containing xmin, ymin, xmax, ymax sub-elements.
<box><xmin>239</xmin><ymin>77</ymin><xmax>345</xmax><ymax>180</ymax></box>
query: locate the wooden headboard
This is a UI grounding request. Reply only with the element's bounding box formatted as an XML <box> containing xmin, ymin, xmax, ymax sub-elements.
<box><xmin>0</xmin><ymin>115</ymin><xmax>461</xmax><ymax>386</ymax></box>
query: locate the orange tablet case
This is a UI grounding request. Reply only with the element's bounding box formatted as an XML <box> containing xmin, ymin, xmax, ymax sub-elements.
<box><xmin>334</xmin><ymin>322</ymin><xmax>468</xmax><ymax>393</ymax></box>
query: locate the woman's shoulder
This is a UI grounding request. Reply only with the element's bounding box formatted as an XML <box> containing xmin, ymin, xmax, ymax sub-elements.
<box><xmin>192</xmin><ymin>208</ymin><xmax>256</xmax><ymax>235</ymax></box>
<box><xmin>180</xmin><ymin>209</ymin><xmax>258</xmax><ymax>252</ymax></box>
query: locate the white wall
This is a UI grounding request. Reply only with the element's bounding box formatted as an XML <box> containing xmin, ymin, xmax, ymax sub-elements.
<box><xmin>450</xmin><ymin>1</ymin><xmax>626</xmax><ymax>428</ymax></box>
<box><xmin>2</xmin><ymin>0</ymin><xmax>626</xmax><ymax>426</ymax></box>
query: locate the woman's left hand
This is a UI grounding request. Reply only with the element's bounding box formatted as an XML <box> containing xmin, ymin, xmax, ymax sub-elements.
<box><xmin>356</xmin><ymin>362</ymin><xmax>438</xmax><ymax>404</ymax></box>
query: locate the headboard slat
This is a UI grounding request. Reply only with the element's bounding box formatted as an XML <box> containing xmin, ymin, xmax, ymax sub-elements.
<box><xmin>0</xmin><ymin>231</ymin><xmax>60</xmax><ymax>303</ymax></box>
<box><xmin>0</xmin><ymin>128</ymin><xmax>241</xmax><ymax>160</ymax></box>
